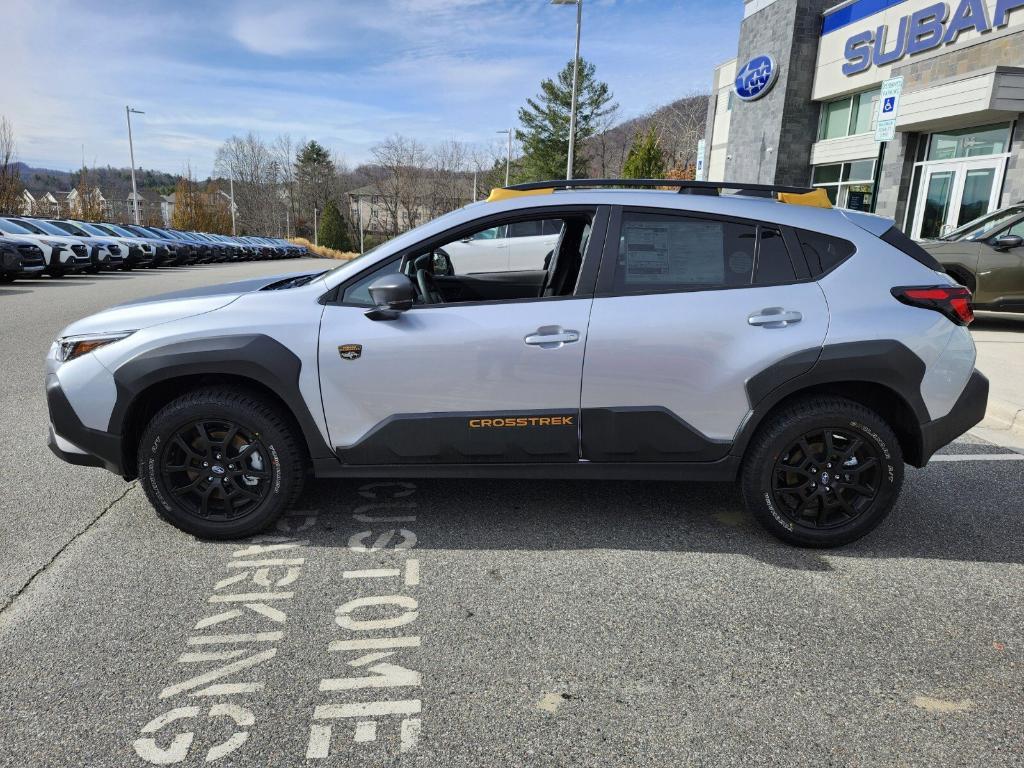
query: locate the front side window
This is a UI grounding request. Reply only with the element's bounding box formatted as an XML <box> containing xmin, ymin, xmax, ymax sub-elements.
<box><xmin>341</xmin><ymin>210</ymin><xmax>592</xmax><ymax>307</ymax></box>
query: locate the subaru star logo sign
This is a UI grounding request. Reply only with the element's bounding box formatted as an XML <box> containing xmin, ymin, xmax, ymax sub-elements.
<box><xmin>734</xmin><ymin>55</ymin><xmax>779</xmax><ymax>101</ymax></box>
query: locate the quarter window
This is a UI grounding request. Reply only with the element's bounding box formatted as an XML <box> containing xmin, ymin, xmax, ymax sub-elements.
<box><xmin>795</xmin><ymin>229</ymin><xmax>855</xmax><ymax>274</ymax></box>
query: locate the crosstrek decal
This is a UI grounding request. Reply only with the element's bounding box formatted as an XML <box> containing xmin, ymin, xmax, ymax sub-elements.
<box><xmin>468</xmin><ymin>415</ymin><xmax>574</xmax><ymax>428</ymax></box>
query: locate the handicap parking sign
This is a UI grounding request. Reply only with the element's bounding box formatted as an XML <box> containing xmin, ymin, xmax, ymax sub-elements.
<box><xmin>882</xmin><ymin>96</ymin><xmax>895</xmax><ymax>113</ymax></box>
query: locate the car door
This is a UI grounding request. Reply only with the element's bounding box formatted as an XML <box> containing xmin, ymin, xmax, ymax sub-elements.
<box><xmin>580</xmin><ymin>206</ymin><xmax>830</xmax><ymax>461</ymax></box>
<box><xmin>977</xmin><ymin>219</ymin><xmax>1024</xmax><ymax>305</ymax></box>
<box><xmin>317</xmin><ymin>206</ymin><xmax>607</xmax><ymax>465</ymax></box>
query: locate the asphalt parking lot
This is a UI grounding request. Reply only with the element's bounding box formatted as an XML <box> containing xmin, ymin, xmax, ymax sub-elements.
<box><xmin>1</xmin><ymin>263</ymin><xmax>1022</xmax><ymax>767</ymax></box>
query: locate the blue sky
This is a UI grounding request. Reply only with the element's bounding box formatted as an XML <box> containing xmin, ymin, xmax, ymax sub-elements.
<box><xmin>7</xmin><ymin>0</ymin><xmax>740</xmax><ymax>176</ymax></box>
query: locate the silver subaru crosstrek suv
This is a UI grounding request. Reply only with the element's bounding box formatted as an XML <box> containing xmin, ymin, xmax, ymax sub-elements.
<box><xmin>45</xmin><ymin>179</ymin><xmax>988</xmax><ymax>547</ymax></box>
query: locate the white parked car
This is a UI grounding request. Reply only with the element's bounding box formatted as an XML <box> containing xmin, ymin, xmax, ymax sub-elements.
<box><xmin>437</xmin><ymin>218</ymin><xmax>562</xmax><ymax>273</ymax></box>
<box><xmin>0</xmin><ymin>217</ymin><xmax>89</xmax><ymax>277</ymax></box>
<box><xmin>10</xmin><ymin>218</ymin><xmax>124</xmax><ymax>273</ymax></box>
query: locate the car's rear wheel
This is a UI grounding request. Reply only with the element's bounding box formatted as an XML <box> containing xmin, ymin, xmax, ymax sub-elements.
<box><xmin>741</xmin><ymin>396</ymin><xmax>903</xmax><ymax>547</ymax></box>
<box><xmin>138</xmin><ymin>388</ymin><xmax>305</xmax><ymax>539</ymax></box>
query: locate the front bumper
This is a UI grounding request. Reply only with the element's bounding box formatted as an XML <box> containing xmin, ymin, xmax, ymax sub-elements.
<box><xmin>919</xmin><ymin>369</ymin><xmax>989</xmax><ymax>464</ymax></box>
<box><xmin>46</xmin><ymin>374</ymin><xmax>125</xmax><ymax>475</ymax></box>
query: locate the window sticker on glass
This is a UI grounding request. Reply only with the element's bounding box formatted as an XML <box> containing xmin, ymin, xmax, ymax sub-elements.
<box><xmin>621</xmin><ymin>220</ymin><xmax>725</xmax><ymax>285</ymax></box>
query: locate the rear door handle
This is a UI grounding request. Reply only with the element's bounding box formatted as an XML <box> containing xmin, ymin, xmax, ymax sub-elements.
<box><xmin>524</xmin><ymin>328</ymin><xmax>580</xmax><ymax>347</ymax></box>
<box><xmin>748</xmin><ymin>308</ymin><xmax>802</xmax><ymax>328</ymax></box>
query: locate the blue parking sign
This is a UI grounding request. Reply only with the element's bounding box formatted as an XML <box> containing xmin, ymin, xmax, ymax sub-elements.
<box><xmin>882</xmin><ymin>96</ymin><xmax>895</xmax><ymax>113</ymax></box>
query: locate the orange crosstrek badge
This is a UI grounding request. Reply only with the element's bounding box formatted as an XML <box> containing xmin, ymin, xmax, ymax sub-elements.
<box><xmin>338</xmin><ymin>344</ymin><xmax>362</xmax><ymax>361</ymax></box>
<box><xmin>468</xmin><ymin>415</ymin><xmax>575</xmax><ymax>428</ymax></box>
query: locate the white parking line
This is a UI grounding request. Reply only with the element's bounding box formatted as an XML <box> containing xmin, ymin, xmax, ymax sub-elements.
<box><xmin>931</xmin><ymin>453</ymin><xmax>1024</xmax><ymax>461</ymax></box>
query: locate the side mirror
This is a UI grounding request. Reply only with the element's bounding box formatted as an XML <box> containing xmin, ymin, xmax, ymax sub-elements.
<box><xmin>365</xmin><ymin>273</ymin><xmax>415</xmax><ymax>321</ymax></box>
<box><xmin>992</xmin><ymin>234</ymin><xmax>1023</xmax><ymax>251</ymax></box>
<box><xmin>432</xmin><ymin>250</ymin><xmax>453</xmax><ymax>276</ymax></box>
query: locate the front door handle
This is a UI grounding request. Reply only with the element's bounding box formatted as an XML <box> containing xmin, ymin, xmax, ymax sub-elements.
<box><xmin>524</xmin><ymin>328</ymin><xmax>580</xmax><ymax>348</ymax></box>
<box><xmin>748</xmin><ymin>307</ymin><xmax>802</xmax><ymax>328</ymax></box>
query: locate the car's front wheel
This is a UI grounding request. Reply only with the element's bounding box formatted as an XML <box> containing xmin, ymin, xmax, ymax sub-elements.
<box><xmin>741</xmin><ymin>396</ymin><xmax>903</xmax><ymax>547</ymax></box>
<box><xmin>138</xmin><ymin>388</ymin><xmax>305</xmax><ymax>538</ymax></box>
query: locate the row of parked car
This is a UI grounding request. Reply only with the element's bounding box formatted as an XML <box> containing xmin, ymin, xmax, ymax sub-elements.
<box><xmin>0</xmin><ymin>216</ymin><xmax>310</xmax><ymax>283</ymax></box>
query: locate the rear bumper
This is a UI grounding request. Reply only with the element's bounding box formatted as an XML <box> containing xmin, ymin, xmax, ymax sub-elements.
<box><xmin>918</xmin><ymin>369</ymin><xmax>989</xmax><ymax>464</ymax></box>
<box><xmin>46</xmin><ymin>374</ymin><xmax>125</xmax><ymax>475</ymax></box>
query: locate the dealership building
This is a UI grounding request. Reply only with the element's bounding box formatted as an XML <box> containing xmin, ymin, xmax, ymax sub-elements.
<box><xmin>702</xmin><ymin>0</ymin><xmax>1024</xmax><ymax>238</ymax></box>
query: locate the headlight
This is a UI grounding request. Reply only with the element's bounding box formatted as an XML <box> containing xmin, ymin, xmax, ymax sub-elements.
<box><xmin>57</xmin><ymin>331</ymin><xmax>135</xmax><ymax>362</ymax></box>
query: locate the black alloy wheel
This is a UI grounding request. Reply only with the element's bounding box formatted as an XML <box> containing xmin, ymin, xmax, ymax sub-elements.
<box><xmin>770</xmin><ymin>427</ymin><xmax>882</xmax><ymax>530</ymax></box>
<box><xmin>160</xmin><ymin>419</ymin><xmax>270</xmax><ymax>521</ymax></box>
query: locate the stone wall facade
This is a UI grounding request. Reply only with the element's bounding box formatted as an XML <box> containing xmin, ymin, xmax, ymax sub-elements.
<box><xmin>724</xmin><ymin>0</ymin><xmax>829</xmax><ymax>186</ymax></box>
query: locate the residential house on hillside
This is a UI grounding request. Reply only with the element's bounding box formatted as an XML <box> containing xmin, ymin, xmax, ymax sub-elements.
<box><xmin>160</xmin><ymin>193</ymin><xmax>175</xmax><ymax>226</ymax></box>
<box><xmin>127</xmin><ymin>191</ymin><xmax>146</xmax><ymax>222</ymax></box>
<box><xmin>348</xmin><ymin>181</ymin><xmax>470</xmax><ymax>239</ymax></box>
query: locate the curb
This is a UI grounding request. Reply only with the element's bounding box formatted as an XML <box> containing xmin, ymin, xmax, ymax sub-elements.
<box><xmin>979</xmin><ymin>397</ymin><xmax>1024</xmax><ymax>437</ymax></box>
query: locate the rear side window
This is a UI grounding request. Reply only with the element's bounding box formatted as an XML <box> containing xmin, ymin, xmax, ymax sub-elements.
<box><xmin>795</xmin><ymin>229</ymin><xmax>856</xmax><ymax>274</ymax></box>
<box><xmin>613</xmin><ymin>212</ymin><xmax>756</xmax><ymax>292</ymax></box>
<box><xmin>879</xmin><ymin>226</ymin><xmax>942</xmax><ymax>271</ymax></box>
<box><xmin>610</xmin><ymin>211</ymin><xmax>800</xmax><ymax>293</ymax></box>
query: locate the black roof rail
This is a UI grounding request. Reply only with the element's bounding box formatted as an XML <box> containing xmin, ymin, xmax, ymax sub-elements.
<box><xmin>504</xmin><ymin>178</ymin><xmax>816</xmax><ymax>197</ymax></box>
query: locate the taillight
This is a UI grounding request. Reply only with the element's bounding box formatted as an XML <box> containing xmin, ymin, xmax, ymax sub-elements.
<box><xmin>892</xmin><ymin>285</ymin><xmax>974</xmax><ymax>326</ymax></box>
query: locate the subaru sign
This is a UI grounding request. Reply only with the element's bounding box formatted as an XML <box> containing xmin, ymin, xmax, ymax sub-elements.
<box><xmin>734</xmin><ymin>55</ymin><xmax>779</xmax><ymax>101</ymax></box>
<box><xmin>840</xmin><ymin>0</ymin><xmax>1024</xmax><ymax>76</ymax></box>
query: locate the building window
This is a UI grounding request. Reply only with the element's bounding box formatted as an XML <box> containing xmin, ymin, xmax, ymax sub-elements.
<box><xmin>925</xmin><ymin>123</ymin><xmax>1011</xmax><ymax>161</ymax></box>
<box><xmin>817</xmin><ymin>88</ymin><xmax>880</xmax><ymax>141</ymax></box>
<box><xmin>811</xmin><ymin>159</ymin><xmax>876</xmax><ymax>211</ymax></box>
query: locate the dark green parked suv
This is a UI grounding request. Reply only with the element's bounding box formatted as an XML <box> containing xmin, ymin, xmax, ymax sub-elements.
<box><xmin>923</xmin><ymin>203</ymin><xmax>1024</xmax><ymax>312</ymax></box>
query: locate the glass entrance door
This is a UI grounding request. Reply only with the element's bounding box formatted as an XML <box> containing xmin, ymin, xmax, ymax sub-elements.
<box><xmin>912</xmin><ymin>158</ymin><xmax>1004</xmax><ymax>240</ymax></box>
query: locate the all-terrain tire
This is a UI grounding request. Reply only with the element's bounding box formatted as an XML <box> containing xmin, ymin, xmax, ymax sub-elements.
<box><xmin>138</xmin><ymin>387</ymin><xmax>306</xmax><ymax>539</ymax></box>
<box><xmin>740</xmin><ymin>396</ymin><xmax>903</xmax><ymax>547</ymax></box>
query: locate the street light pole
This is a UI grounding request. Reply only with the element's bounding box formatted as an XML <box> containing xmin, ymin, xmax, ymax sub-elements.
<box><xmin>125</xmin><ymin>106</ymin><xmax>144</xmax><ymax>224</ymax></box>
<box><xmin>496</xmin><ymin>129</ymin><xmax>512</xmax><ymax>186</ymax></box>
<box><xmin>552</xmin><ymin>0</ymin><xmax>582</xmax><ymax>180</ymax></box>
<box><xmin>229</xmin><ymin>176</ymin><xmax>237</xmax><ymax>236</ymax></box>
<box><xmin>313</xmin><ymin>206</ymin><xmax>318</xmax><ymax>247</ymax></box>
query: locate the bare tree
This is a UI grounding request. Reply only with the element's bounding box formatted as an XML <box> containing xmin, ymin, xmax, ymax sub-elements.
<box><xmin>273</xmin><ymin>134</ymin><xmax>297</xmax><ymax>236</ymax></box>
<box><xmin>214</xmin><ymin>133</ymin><xmax>282</xmax><ymax>235</ymax></box>
<box><xmin>648</xmin><ymin>92</ymin><xmax>708</xmax><ymax>171</ymax></box>
<box><xmin>0</xmin><ymin>117</ymin><xmax>23</xmax><ymax>215</ymax></box>
<box><xmin>369</xmin><ymin>135</ymin><xmax>429</xmax><ymax>236</ymax></box>
<box><xmin>427</xmin><ymin>139</ymin><xmax>472</xmax><ymax>218</ymax></box>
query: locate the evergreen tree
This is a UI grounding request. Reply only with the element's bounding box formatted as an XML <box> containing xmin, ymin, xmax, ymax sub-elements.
<box><xmin>622</xmin><ymin>127</ymin><xmax>666</xmax><ymax>179</ymax></box>
<box><xmin>295</xmin><ymin>140</ymin><xmax>336</xmax><ymax>235</ymax></box>
<box><xmin>317</xmin><ymin>200</ymin><xmax>351</xmax><ymax>251</ymax></box>
<box><xmin>515</xmin><ymin>58</ymin><xmax>617</xmax><ymax>181</ymax></box>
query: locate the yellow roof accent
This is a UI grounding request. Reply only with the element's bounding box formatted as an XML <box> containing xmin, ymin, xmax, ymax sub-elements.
<box><xmin>486</xmin><ymin>187</ymin><xmax>554</xmax><ymax>203</ymax></box>
<box><xmin>777</xmin><ymin>188</ymin><xmax>832</xmax><ymax>208</ymax></box>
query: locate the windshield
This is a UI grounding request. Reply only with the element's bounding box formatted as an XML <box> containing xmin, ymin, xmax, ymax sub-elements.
<box><xmin>9</xmin><ymin>218</ymin><xmax>48</xmax><ymax>235</ymax></box>
<box><xmin>76</xmin><ymin>222</ymin><xmax>113</xmax><ymax>237</ymax></box>
<box><xmin>40</xmin><ymin>220</ymin><xmax>85</xmax><ymax>236</ymax></box>
<box><xmin>105</xmin><ymin>224</ymin><xmax>138</xmax><ymax>238</ymax></box>
<box><xmin>0</xmin><ymin>218</ymin><xmax>36</xmax><ymax>235</ymax></box>
<box><xmin>941</xmin><ymin>205</ymin><xmax>1024</xmax><ymax>241</ymax></box>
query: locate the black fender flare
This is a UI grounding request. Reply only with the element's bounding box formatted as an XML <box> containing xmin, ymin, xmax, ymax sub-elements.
<box><xmin>111</xmin><ymin>334</ymin><xmax>334</xmax><ymax>462</ymax></box>
<box><xmin>733</xmin><ymin>340</ymin><xmax>929</xmax><ymax>461</ymax></box>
